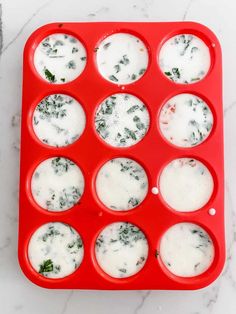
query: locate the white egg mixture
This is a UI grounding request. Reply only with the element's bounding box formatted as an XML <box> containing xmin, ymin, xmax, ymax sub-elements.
<box><xmin>159</xmin><ymin>158</ymin><xmax>214</xmax><ymax>212</ymax></box>
<box><xmin>96</xmin><ymin>158</ymin><xmax>148</xmax><ymax>211</ymax></box>
<box><xmin>159</xmin><ymin>34</ymin><xmax>211</xmax><ymax>84</ymax></box>
<box><xmin>95</xmin><ymin>93</ymin><xmax>150</xmax><ymax>147</ymax></box>
<box><xmin>31</xmin><ymin>157</ymin><xmax>84</xmax><ymax>212</ymax></box>
<box><xmin>96</xmin><ymin>33</ymin><xmax>148</xmax><ymax>84</ymax></box>
<box><xmin>95</xmin><ymin>222</ymin><xmax>148</xmax><ymax>278</ymax></box>
<box><xmin>28</xmin><ymin>222</ymin><xmax>84</xmax><ymax>278</ymax></box>
<box><xmin>159</xmin><ymin>93</ymin><xmax>213</xmax><ymax>147</ymax></box>
<box><xmin>34</xmin><ymin>33</ymin><xmax>86</xmax><ymax>83</ymax></box>
<box><xmin>159</xmin><ymin>223</ymin><xmax>214</xmax><ymax>277</ymax></box>
<box><xmin>33</xmin><ymin>94</ymin><xmax>86</xmax><ymax>147</ymax></box>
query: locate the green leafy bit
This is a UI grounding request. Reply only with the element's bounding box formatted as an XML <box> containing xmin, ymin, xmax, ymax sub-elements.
<box><xmin>44</xmin><ymin>68</ymin><xmax>56</xmax><ymax>82</ymax></box>
<box><xmin>114</xmin><ymin>64</ymin><xmax>121</xmax><ymax>73</ymax></box>
<box><xmin>139</xmin><ymin>68</ymin><xmax>146</xmax><ymax>75</ymax></box>
<box><xmin>103</xmin><ymin>42</ymin><xmax>111</xmax><ymax>49</ymax></box>
<box><xmin>127</xmin><ymin>105</ymin><xmax>139</xmax><ymax>114</ymax></box>
<box><xmin>119</xmin><ymin>54</ymin><xmax>129</xmax><ymax>65</ymax></box>
<box><xmin>51</xmin><ymin>157</ymin><xmax>75</xmax><ymax>175</ymax></box>
<box><xmin>119</xmin><ymin>268</ymin><xmax>127</xmax><ymax>273</ymax></box>
<box><xmin>124</xmin><ymin>127</ymin><xmax>137</xmax><ymax>140</ymax></box>
<box><xmin>172</xmin><ymin>67</ymin><xmax>180</xmax><ymax>79</ymax></box>
<box><xmin>66</xmin><ymin>60</ymin><xmax>76</xmax><ymax>69</ymax></box>
<box><xmin>39</xmin><ymin>259</ymin><xmax>54</xmax><ymax>274</ymax></box>
<box><xmin>109</xmin><ymin>75</ymin><xmax>118</xmax><ymax>82</ymax></box>
<box><xmin>118</xmin><ymin>223</ymin><xmax>146</xmax><ymax>246</ymax></box>
<box><xmin>128</xmin><ymin>197</ymin><xmax>140</xmax><ymax>207</ymax></box>
<box><xmin>136</xmin><ymin>256</ymin><xmax>145</xmax><ymax>266</ymax></box>
<box><xmin>72</xmin><ymin>47</ymin><xmax>79</xmax><ymax>53</ymax></box>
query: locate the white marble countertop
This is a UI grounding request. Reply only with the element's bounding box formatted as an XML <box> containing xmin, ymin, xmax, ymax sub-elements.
<box><xmin>0</xmin><ymin>0</ymin><xmax>236</xmax><ymax>313</ymax></box>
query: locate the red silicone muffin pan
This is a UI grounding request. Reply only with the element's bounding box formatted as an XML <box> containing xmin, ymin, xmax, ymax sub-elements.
<box><xmin>18</xmin><ymin>22</ymin><xmax>225</xmax><ymax>289</ymax></box>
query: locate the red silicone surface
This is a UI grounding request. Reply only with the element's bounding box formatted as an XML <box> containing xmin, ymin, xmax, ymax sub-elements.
<box><xmin>18</xmin><ymin>22</ymin><xmax>225</xmax><ymax>290</ymax></box>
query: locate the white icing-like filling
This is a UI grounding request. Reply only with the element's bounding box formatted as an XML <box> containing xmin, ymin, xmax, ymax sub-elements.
<box><xmin>95</xmin><ymin>222</ymin><xmax>148</xmax><ymax>278</ymax></box>
<box><xmin>28</xmin><ymin>222</ymin><xmax>84</xmax><ymax>278</ymax></box>
<box><xmin>159</xmin><ymin>158</ymin><xmax>214</xmax><ymax>212</ymax></box>
<box><xmin>159</xmin><ymin>93</ymin><xmax>213</xmax><ymax>147</ymax></box>
<box><xmin>95</xmin><ymin>93</ymin><xmax>149</xmax><ymax>147</ymax></box>
<box><xmin>96</xmin><ymin>158</ymin><xmax>148</xmax><ymax>211</ymax></box>
<box><xmin>96</xmin><ymin>33</ymin><xmax>148</xmax><ymax>84</ymax></box>
<box><xmin>31</xmin><ymin>157</ymin><xmax>84</xmax><ymax>211</ymax></box>
<box><xmin>159</xmin><ymin>223</ymin><xmax>214</xmax><ymax>277</ymax></box>
<box><xmin>33</xmin><ymin>94</ymin><xmax>86</xmax><ymax>147</ymax></box>
<box><xmin>34</xmin><ymin>33</ymin><xmax>86</xmax><ymax>84</ymax></box>
<box><xmin>159</xmin><ymin>34</ymin><xmax>211</xmax><ymax>84</ymax></box>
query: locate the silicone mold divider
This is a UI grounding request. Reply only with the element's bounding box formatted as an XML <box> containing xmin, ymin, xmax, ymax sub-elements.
<box><xmin>19</xmin><ymin>22</ymin><xmax>225</xmax><ymax>290</ymax></box>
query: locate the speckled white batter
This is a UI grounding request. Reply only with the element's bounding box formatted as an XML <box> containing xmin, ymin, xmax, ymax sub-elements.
<box><xmin>96</xmin><ymin>158</ymin><xmax>148</xmax><ymax>211</ymax></box>
<box><xmin>159</xmin><ymin>223</ymin><xmax>214</xmax><ymax>277</ymax></box>
<box><xmin>31</xmin><ymin>157</ymin><xmax>84</xmax><ymax>211</ymax></box>
<box><xmin>159</xmin><ymin>34</ymin><xmax>211</xmax><ymax>84</ymax></box>
<box><xmin>95</xmin><ymin>222</ymin><xmax>148</xmax><ymax>278</ymax></box>
<box><xmin>159</xmin><ymin>158</ymin><xmax>214</xmax><ymax>212</ymax></box>
<box><xmin>95</xmin><ymin>93</ymin><xmax>150</xmax><ymax>147</ymax></box>
<box><xmin>28</xmin><ymin>222</ymin><xmax>84</xmax><ymax>278</ymax></box>
<box><xmin>159</xmin><ymin>93</ymin><xmax>213</xmax><ymax>147</ymax></box>
<box><xmin>96</xmin><ymin>33</ymin><xmax>148</xmax><ymax>84</ymax></box>
<box><xmin>34</xmin><ymin>33</ymin><xmax>86</xmax><ymax>83</ymax></box>
<box><xmin>33</xmin><ymin>94</ymin><xmax>86</xmax><ymax>147</ymax></box>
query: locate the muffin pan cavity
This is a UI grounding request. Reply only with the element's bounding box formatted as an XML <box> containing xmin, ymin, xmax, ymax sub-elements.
<box><xmin>159</xmin><ymin>223</ymin><xmax>214</xmax><ymax>277</ymax></box>
<box><xmin>159</xmin><ymin>93</ymin><xmax>213</xmax><ymax>147</ymax></box>
<box><xmin>19</xmin><ymin>22</ymin><xmax>224</xmax><ymax>290</ymax></box>
<box><xmin>159</xmin><ymin>158</ymin><xmax>214</xmax><ymax>212</ymax></box>
<box><xmin>34</xmin><ymin>33</ymin><xmax>87</xmax><ymax>83</ymax></box>
<box><xmin>31</xmin><ymin>157</ymin><xmax>84</xmax><ymax>212</ymax></box>
<box><xmin>28</xmin><ymin>222</ymin><xmax>84</xmax><ymax>278</ymax></box>
<box><xmin>95</xmin><ymin>93</ymin><xmax>150</xmax><ymax>148</ymax></box>
<box><xmin>96</xmin><ymin>32</ymin><xmax>149</xmax><ymax>84</ymax></box>
<box><xmin>95</xmin><ymin>158</ymin><xmax>148</xmax><ymax>211</ymax></box>
<box><xmin>159</xmin><ymin>34</ymin><xmax>211</xmax><ymax>84</ymax></box>
<box><xmin>95</xmin><ymin>222</ymin><xmax>149</xmax><ymax>278</ymax></box>
<box><xmin>33</xmin><ymin>94</ymin><xmax>86</xmax><ymax>147</ymax></box>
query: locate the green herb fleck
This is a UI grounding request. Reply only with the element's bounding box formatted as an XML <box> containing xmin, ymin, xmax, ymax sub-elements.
<box><xmin>39</xmin><ymin>259</ymin><xmax>53</xmax><ymax>274</ymax></box>
<box><xmin>44</xmin><ymin>68</ymin><xmax>56</xmax><ymax>82</ymax></box>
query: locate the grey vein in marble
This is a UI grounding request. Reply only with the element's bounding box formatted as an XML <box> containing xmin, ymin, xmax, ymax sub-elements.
<box><xmin>87</xmin><ymin>6</ymin><xmax>109</xmax><ymax>17</ymax></box>
<box><xmin>2</xmin><ymin>0</ymin><xmax>54</xmax><ymax>54</ymax></box>
<box><xmin>134</xmin><ymin>291</ymin><xmax>151</xmax><ymax>314</ymax></box>
<box><xmin>60</xmin><ymin>291</ymin><xmax>74</xmax><ymax>314</ymax></box>
<box><xmin>182</xmin><ymin>0</ymin><xmax>195</xmax><ymax>21</ymax></box>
